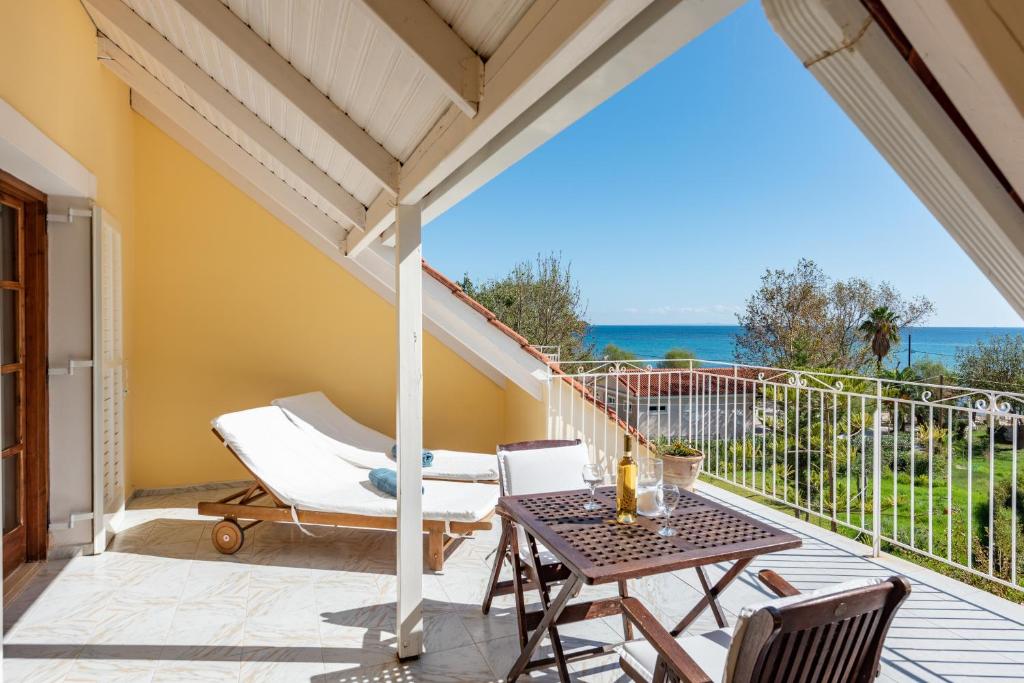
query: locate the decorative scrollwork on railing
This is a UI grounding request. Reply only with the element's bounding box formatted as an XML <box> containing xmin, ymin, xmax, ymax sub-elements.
<box><xmin>975</xmin><ymin>396</ymin><xmax>1014</xmax><ymax>415</ymax></box>
<box><xmin>919</xmin><ymin>388</ymin><xmax>1022</xmax><ymax>415</ymax></box>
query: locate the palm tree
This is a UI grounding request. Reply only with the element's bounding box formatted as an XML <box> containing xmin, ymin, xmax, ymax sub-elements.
<box><xmin>859</xmin><ymin>306</ymin><xmax>900</xmax><ymax>371</ymax></box>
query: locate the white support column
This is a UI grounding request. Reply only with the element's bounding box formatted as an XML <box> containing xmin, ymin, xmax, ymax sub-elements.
<box><xmin>395</xmin><ymin>202</ymin><xmax>424</xmax><ymax>660</ymax></box>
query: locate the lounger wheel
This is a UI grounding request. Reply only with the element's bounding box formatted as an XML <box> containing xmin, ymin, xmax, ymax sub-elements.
<box><xmin>212</xmin><ymin>519</ymin><xmax>244</xmax><ymax>554</ymax></box>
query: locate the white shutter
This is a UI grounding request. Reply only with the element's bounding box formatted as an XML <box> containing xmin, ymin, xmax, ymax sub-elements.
<box><xmin>100</xmin><ymin>219</ymin><xmax>125</xmax><ymax>534</ymax></box>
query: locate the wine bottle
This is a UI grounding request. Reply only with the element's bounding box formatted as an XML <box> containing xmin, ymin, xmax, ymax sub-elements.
<box><xmin>616</xmin><ymin>435</ymin><xmax>638</xmax><ymax>524</ymax></box>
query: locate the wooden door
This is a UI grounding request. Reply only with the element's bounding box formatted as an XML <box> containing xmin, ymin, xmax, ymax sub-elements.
<box><xmin>1</xmin><ymin>172</ymin><xmax>47</xmax><ymax>578</ymax></box>
<box><xmin>1</xmin><ymin>190</ymin><xmax>27</xmax><ymax>575</ymax></box>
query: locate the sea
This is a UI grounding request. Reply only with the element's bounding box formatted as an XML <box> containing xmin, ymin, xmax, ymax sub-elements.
<box><xmin>584</xmin><ymin>325</ymin><xmax>1024</xmax><ymax>369</ymax></box>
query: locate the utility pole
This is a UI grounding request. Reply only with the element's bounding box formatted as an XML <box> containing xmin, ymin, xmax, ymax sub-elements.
<box><xmin>907</xmin><ymin>333</ymin><xmax>912</xmax><ymax>369</ymax></box>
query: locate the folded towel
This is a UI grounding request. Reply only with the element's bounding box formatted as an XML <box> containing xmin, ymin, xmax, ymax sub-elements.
<box><xmin>389</xmin><ymin>445</ymin><xmax>434</xmax><ymax>467</ymax></box>
<box><xmin>368</xmin><ymin>467</ymin><xmax>423</xmax><ymax>497</ymax></box>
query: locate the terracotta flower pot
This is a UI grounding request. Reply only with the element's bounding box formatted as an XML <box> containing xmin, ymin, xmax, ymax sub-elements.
<box><xmin>662</xmin><ymin>451</ymin><xmax>704</xmax><ymax>492</ymax></box>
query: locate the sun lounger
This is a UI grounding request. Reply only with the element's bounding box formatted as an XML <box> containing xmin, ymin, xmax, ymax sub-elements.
<box><xmin>272</xmin><ymin>391</ymin><xmax>499</xmax><ymax>482</ymax></box>
<box><xmin>198</xmin><ymin>406</ymin><xmax>496</xmax><ymax>570</ymax></box>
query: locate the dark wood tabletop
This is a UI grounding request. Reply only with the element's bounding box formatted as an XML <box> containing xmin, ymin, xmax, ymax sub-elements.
<box><xmin>497</xmin><ymin>486</ymin><xmax>802</xmax><ymax>585</ymax></box>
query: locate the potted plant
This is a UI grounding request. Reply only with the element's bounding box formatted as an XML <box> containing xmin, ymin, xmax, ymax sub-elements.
<box><xmin>657</xmin><ymin>439</ymin><xmax>704</xmax><ymax>492</ymax></box>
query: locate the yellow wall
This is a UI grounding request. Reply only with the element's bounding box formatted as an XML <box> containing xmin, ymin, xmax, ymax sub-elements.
<box><xmin>0</xmin><ymin>0</ymin><xmax>136</xmax><ymax>225</ymax></box>
<box><xmin>0</xmin><ymin>0</ymin><xmax>138</xmax><ymax>482</ymax></box>
<box><xmin>130</xmin><ymin>117</ymin><xmax>508</xmax><ymax>488</ymax></box>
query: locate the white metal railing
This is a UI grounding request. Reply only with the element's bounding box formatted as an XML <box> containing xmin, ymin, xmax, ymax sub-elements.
<box><xmin>546</xmin><ymin>358</ymin><xmax>1024</xmax><ymax>591</ymax></box>
<box><xmin>531</xmin><ymin>345</ymin><xmax>561</xmax><ymax>363</ymax></box>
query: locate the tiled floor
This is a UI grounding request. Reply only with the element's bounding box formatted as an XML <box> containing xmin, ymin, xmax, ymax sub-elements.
<box><xmin>4</xmin><ymin>484</ymin><xmax>1024</xmax><ymax>682</ymax></box>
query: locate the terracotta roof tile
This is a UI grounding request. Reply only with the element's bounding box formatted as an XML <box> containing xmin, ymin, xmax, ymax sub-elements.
<box><xmin>617</xmin><ymin>367</ymin><xmax>765</xmax><ymax>397</ymax></box>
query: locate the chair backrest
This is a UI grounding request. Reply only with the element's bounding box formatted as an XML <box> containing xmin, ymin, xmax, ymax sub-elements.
<box><xmin>496</xmin><ymin>439</ymin><xmax>586</xmax><ymax>497</ymax></box>
<box><xmin>726</xmin><ymin>576</ymin><xmax>911</xmax><ymax>683</ymax></box>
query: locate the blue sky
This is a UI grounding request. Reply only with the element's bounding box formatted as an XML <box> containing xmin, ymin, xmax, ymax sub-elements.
<box><xmin>423</xmin><ymin>1</ymin><xmax>1022</xmax><ymax>328</ymax></box>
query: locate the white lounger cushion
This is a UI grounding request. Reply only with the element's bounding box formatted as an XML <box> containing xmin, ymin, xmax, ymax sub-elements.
<box><xmin>213</xmin><ymin>406</ymin><xmax>496</xmax><ymax>523</ymax></box>
<box><xmin>272</xmin><ymin>391</ymin><xmax>499</xmax><ymax>482</ymax></box>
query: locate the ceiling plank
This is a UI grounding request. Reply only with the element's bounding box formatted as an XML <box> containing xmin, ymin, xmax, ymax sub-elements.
<box><xmin>85</xmin><ymin>0</ymin><xmax>366</xmax><ymax>229</ymax></box>
<box><xmin>352</xmin><ymin>0</ymin><xmax>482</xmax><ymax>117</ymax></box>
<box><xmin>171</xmin><ymin>0</ymin><xmax>400</xmax><ymax>195</ymax></box>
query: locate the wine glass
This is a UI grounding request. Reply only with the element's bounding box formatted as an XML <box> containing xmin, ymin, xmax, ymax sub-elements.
<box><xmin>658</xmin><ymin>483</ymin><xmax>680</xmax><ymax>536</ymax></box>
<box><xmin>582</xmin><ymin>464</ymin><xmax>602</xmax><ymax>511</ymax></box>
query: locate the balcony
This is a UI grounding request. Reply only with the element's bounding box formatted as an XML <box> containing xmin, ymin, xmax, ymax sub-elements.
<box><xmin>4</xmin><ymin>475</ymin><xmax>1023</xmax><ymax>681</ymax></box>
<box><xmin>4</xmin><ymin>361</ymin><xmax>1024</xmax><ymax>681</ymax></box>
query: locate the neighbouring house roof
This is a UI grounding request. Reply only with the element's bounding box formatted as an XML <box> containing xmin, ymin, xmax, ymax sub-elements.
<box><xmin>616</xmin><ymin>367</ymin><xmax>765</xmax><ymax>397</ymax></box>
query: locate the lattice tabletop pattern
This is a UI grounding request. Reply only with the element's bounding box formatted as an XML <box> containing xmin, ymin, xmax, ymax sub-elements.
<box><xmin>498</xmin><ymin>487</ymin><xmax>801</xmax><ymax>584</ymax></box>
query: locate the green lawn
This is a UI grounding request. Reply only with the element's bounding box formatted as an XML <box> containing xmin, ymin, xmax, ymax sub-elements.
<box><xmin>696</xmin><ymin>426</ymin><xmax>1024</xmax><ymax>598</ymax></box>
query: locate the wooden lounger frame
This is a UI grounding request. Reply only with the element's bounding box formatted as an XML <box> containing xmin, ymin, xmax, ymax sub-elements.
<box><xmin>198</xmin><ymin>429</ymin><xmax>493</xmax><ymax>570</ymax></box>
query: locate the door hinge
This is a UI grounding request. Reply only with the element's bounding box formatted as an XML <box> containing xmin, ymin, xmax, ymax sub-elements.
<box><xmin>48</xmin><ymin>359</ymin><xmax>95</xmax><ymax>376</ymax></box>
<box><xmin>46</xmin><ymin>207</ymin><xmax>93</xmax><ymax>223</ymax></box>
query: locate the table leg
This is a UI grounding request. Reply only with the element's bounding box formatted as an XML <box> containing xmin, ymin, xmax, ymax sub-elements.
<box><xmin>506</xmin><ymin>573</ymin><xmax>582</xmax><ymax>682</ymax></box>
<box><xmin>670</xmin><ymin>558</ymin><xmax>752</xmax><ymax>636</ymax></box>
<box><xmin>618</xmin><ymin>580</ymin><xmax>634</xmax><ymax>640</ymax></box>
<box><xmin>529</xmin><ymin>535</ymin><xmax>570</xmax><ymax>683</ymax></box>
<box><xmin>482</xmin><ymin>518</ymin><xmax>511</xmax><ymax>615</ymax></box>
<box><xmin>508</xmin><ymin>522</ymin><xmax>530</xmax><ymax>649</ymax></box>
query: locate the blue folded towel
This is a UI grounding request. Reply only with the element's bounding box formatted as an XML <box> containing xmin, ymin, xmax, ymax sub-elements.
<box><xmin>389</xmin><ymin>444</ymin><xmax>434</xmax><ymax>467</ymax></box>
<box><xmin>369</xmin><ymin>468</ymin><xmax>399</xmax><ymax>497</ymax></box>
<box><xmin>368</xmin><ymin>467</ymin><xmax>423</xmax><ymax>497</ymax></box>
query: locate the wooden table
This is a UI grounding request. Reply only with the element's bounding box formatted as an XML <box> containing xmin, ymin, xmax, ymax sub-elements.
<box><xmin>498</xmin><ymin>486</ymin><xmax>801</xmax><ymax>682</ymax></box>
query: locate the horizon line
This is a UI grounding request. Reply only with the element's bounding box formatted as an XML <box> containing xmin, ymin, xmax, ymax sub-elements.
<box><xmin>586</xmin><ymin>323</ymin><xmax>1024</xmax><ymax>329</ymax></box>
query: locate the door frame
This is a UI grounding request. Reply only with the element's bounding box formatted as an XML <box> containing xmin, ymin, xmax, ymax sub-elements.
<box><xmin>1</xmin><ymin>169</ymin><xmax>48</xmax><ymax>570</ymax></box>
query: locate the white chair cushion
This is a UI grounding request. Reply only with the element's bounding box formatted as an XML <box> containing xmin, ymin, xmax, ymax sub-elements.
<box><xmin>213</xmin><ymin>407</ymin><xmax>496</xmax><ymax>523</ymax></box>
<box><xmin>496</xmin><ymin>441</ymin><xmax>590</xmax><ymax>566</ymax></box>
<box><xmin>274</xmin><ymin>392</ymin><xmax>499</xmax><ymax>481</ymax></box>
<box><xmin>621</xmin><ymin>627</ymin><xmax>733</xmax><ymax>683</ymax></box>
<box><xmin>496</xmin><ymin>442</ymin><xmax>590</xmax><ymax>496</ymax></box>
<box><xmin>724</xmin><ymin>576</ymin><xmax>887</xmax><ymax>681</ymax></box>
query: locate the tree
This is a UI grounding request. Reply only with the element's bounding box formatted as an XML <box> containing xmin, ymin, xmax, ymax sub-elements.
<box><xmin>460</xmin><ymin>253</ymin><xmax>593</xmax><ymax>363</ymax></box>
<box><xmin>662</xmin><ymin>347</ymin><xmax>697</xmax><ymax>369</ymax></box>
<box><xmin>735</xmin><ymin>259</ymin><xmax>934</xmax><ymax>370</ymax></box>
<box><xmin>859</xmin><ymin>306</ymin><xmax>900</xmax><ymax>371</ymax></box>
<box><xmin>956</xmin><ymin>334</ymin><xmax>1024</xmax><ymax>393</ymax></box>
<box><xmin>601</xmin><ymin>343</ymin><xmax>637</xmax><ymax>361</ymax></box>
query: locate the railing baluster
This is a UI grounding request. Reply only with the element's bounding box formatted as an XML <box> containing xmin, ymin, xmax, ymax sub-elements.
<box><xmin>948</xmin><ymin>407</ymin><xmax>954</xmax><ymax>562</ymax></box>
<box><xmin>1013</xmin><ymin>418</ymin><xmax>1018</xmax><ymax>587</ymax></box>
<box><xmin>873</xmin><ymin>380</ymin><xmax>882</xmax><ymax>558</ymax></box>
<box><xmin>910</xmin><ymin>400</ymin><xmax>916</xmax><ymax>549</ymax></box>
<box><xmin>893</xmin><ymin>400</ymin><xmax>899</xmax><ymax>543</ymax></box>
<box><xmin>846</xmin><ymin>397</ymin><xmax>852</xmax><ymax>525</ymax></box>
<box><xmin>989</xmin><ymin>409</ymin><xmax>995</xmax><ymax>576</ymax></box>
<box><xmin>785</xmin><ymin>386</ymin><xmax>790</xmax><ymax>504</ymax></box>
<box><xmin>928</xmin><ymin>405</ymin><xmax>934</xmax><ymax>556</ymax></box>
<box><xmin>968</xmin><ymin>411</ymin><xmax>974</xmax><ymax>571</ymax></box>
<box><xmin>807</xmin><ymin>386</ymin><xmax>812</xmax><ymax>511</ymax></box>
<box><xmin>820</xmin><ymin>390</ymin><xmax>826</xmax><ymax>518</ymax></box>
<box><xmin>862</xmin><ymin>396</ymin><xmax>868</xmax><ymax>533</ymax></box>
<box><xmin>831</xmin><ymin>392</ymin><xmax>837</xmax><ymax>524</ymax></box>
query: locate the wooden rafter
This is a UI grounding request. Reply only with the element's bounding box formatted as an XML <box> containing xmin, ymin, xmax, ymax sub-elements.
<box><xmin>352</xmin><ymin>0</ymin><xmax>482</xmax><ymax>118</ymax></box>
